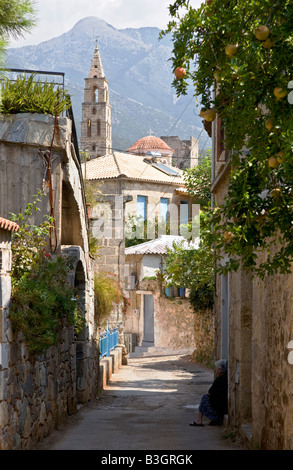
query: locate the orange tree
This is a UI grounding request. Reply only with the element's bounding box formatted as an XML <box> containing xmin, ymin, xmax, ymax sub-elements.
<box><xmin>162</xmin><ymin>0</ymin><xmax>293</xmax><ymax>278</ymax></box>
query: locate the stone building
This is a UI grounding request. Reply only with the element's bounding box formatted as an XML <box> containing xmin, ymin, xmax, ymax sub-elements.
<box><xmin>83</xmin><ymin>151</ymin><xmax>195</xmax><ymax>266</ymax></box>
<box><xmin>211</xmin><ymin>116</ymin><xmax>293</xmax><ymax>449</ymax></box>
<box><xmin>160</xmin><ymin>135</ymin><xmax>199</xmax><ymax>170</ymax></box>
<box><xmin>82</xmin><ymin>150</ymin><xmax>196</xmax><ymax>342</ymax></box>
<box><xmin>0</xmin><ymin>111</ymin><xmax>98</xmax><ymax>450</ymax></box>
<box><xmin>124</xmin><ymin>235</ymin><xmax>198</xmax><ymax>350</ymax></box>
<box><xmin>126</xmin><ymin>134</ymin><xmax>198</xmax><ymax>170</ymax></box>
<box><xmin>80</xmin><ymin>44</ymin><xmax>112</xmax><ymax>159</ymax></box>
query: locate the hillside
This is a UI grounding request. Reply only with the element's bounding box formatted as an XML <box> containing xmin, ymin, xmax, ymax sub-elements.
<box><xmin>5</xmin><ymin>16</ymin><xmax>211</xmax><ymax>152</ymax></box>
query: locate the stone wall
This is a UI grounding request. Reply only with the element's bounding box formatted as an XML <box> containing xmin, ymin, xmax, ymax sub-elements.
<box><xmin>217</xmin><ymin>265</ymin><xmax>293</xmax><ymax>450</ymax></box>
<box><xmin>0</xmin><ymin>113</ymin><xmax>99</xmax><ymax>450</ymax></box>
<box><xmin>0</xmin><ymin>249</ymin><xmax>99</xmax><ymax>450</ymax></box>
<box><xmin>91</xmin><ymin>178</ymin><xmax>193</xmax><ymax>240</ymax></box>
<box><xmin>251</xmin><ymin>266</ymin><xmax>293</xmax><ymax>449</ymax></box>
<box><xmin>211</xmin><ymin>119</ymin><xmax>293</xmax><ymax>449</ymax></box>
<box><xmin>124</xmin><ymin>279</ymin><xmax>213</xmax><ymax>356</ymax></box>
<box><xmin>123</xmin><ymin>180</ymin><xmax>191</xmax><ymax>232</ymax></box>
<box><xmin>0</xmin><ymin>226</ymin><xmax>78</xmax><ymax>450</ymax></box>
<box><xmin>90</xmin><ymin>194</ymin><xmax>129</xmax><ymax>280</ymax></box>
<box><xmin>0</xmin><ymin>328</ymin><xmax>77</xmax><ymax>450</ymax></box>
<box><xmin>155</xmin><ymin>295</ymin><xmax>197</xmax><ymax>350</ymax></box>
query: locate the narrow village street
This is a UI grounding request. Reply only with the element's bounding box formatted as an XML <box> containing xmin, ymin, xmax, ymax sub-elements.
<box><xmin>36</xmin><ymin>348</ymin><xmax>242</xmax><ymax>453</ymax></box>
<box><xmin>1</xmin><ymin>0</ymin><xmax>293</xmax><ymax>455</ymax></box>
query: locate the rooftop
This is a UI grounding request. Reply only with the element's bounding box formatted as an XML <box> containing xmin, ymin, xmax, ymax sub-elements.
<box><xmin>125</xmin><ymin>235</ymin><xmax>198</xmax><ymax>256</ymax></box>
<box><xmin>82</xmin><ymin>152</ymin><xmax>185</xmax><ymax>185</ymax></box>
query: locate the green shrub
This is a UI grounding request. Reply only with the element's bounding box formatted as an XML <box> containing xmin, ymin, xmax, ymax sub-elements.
<box><xmin>10</xmin><ymin>254</ymin><xmax>80</xmax><ymax>354</ymax></box>
<box><xmin>189</xmin><ymin>283</ymin><xmax>214</xmax><ymax>312</ymax></box>
<box><xmin>94</xmin><ymin>272</ymin><xmax>129</xmax><ymax>323</ymax></box>
<box><xmin>0</xmin><ymin>74</ymin><xmax>71</xmax><ymax>115</ymax></box>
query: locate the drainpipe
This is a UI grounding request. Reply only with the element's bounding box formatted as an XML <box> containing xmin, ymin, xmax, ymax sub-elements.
<box><xmin>211</xmin><ymin>87</ymin><xmax>216</xmax><ymax>211</ymax></box>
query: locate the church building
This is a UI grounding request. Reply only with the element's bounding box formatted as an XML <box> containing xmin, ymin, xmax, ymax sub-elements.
<box><xmin>80</xmin><ymin>44</ymin><xmax>112</xmax><ymax>159</ymax></box>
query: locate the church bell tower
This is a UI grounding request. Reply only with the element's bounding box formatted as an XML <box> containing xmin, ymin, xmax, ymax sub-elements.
<box><xmin>81</xmin><ymin>43</ymin><xmax>112</xmax><ymax>159</ymax></box>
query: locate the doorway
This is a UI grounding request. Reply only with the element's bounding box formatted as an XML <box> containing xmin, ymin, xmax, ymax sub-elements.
<box><xmin>143</xmin><ymin>294</ymin><xmax>154</xmax><ymax>345</ymax></box>
<box><xmin>74</xmin><ymin>260</ymin><xmax>87</xmax><ymax>403</ymax></box>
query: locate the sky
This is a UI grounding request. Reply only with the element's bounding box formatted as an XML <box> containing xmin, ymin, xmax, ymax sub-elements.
<box><xmin>9</xmin><ymin>0</ymin><xmax>204</xmax><ymax>48</ymax></box>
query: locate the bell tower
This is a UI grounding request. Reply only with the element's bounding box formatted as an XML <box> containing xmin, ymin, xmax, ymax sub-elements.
<box><xmin>81</xmin><ymin>43</ymin><xmax>112</xmax><ymax>159</ymax></box>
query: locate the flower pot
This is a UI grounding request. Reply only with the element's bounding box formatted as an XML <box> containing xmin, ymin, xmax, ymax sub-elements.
<box><xmin>179</xmin><ymin>287</ymin><xmax>185</xmax><ymax>298</ymax></box>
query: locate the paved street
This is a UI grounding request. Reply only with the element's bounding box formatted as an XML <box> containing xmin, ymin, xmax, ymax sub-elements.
<box><xmin>36</xmin><ymin>347</ymin><xmax>242</xmax><ymax>453</ymax></box>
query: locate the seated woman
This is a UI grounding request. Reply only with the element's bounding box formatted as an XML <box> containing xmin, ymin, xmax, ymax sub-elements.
<box><xmin>190</xmin><ymin>359</ymin><xmax>228</xmax><ymax>427</ymax></box>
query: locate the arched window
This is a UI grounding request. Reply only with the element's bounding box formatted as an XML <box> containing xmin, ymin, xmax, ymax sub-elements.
<box><xmin>93</xmin><ymin>86</ymin><xmax>98</xmax><ymax>103</ymax></box>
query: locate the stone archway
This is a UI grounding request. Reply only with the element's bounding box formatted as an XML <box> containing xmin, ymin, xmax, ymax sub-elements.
<box><xmin>61</xmin><ymin>245</ymin><xmax>98</xmax><ymax>404</ymax></box>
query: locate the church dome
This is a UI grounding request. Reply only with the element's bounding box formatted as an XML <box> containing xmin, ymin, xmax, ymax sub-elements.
<box><xmin>126</xmin><ymin>135</ymin><xmax>174</xmax><ymax>156</ymax></box>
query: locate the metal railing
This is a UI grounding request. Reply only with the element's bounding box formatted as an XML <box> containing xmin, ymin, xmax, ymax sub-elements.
<box><xmin>1</xmin><ymin>67</ymin><xmax>65</xmax><ymax>88</ymax></box>
<box><xmin>100</xmin><ymin>322</ymin><xmax>119</xmax><ymax>358</ymax></box>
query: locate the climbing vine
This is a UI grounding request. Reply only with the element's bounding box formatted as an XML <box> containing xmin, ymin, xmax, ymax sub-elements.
<box><xmin>9</xmin><ymin>193</ymin><xmax>84</xmax><ymax>354</ymax></box>
<box><xmin>162</xmin><ymin>0</ymin><xmax>293</xmax><ymax>278</ymax></box>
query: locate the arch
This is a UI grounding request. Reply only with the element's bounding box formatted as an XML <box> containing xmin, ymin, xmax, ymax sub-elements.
<box><xmin>93</xmin><ymin>86</ymin><xmax>99</xmax><ymax>103</ymax></box>
<box><xmin>61</xmin><ymin>181</ymin><xmax>84</xmax><ymax>247</ymax></box>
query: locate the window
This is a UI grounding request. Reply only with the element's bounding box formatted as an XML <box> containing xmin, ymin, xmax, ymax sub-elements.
<box><xmin>180</xmin><ymin>200</ymin><xmax>189</xmax><ymax>233</ymax></box>
<box><xmin>137</xmin><ymin>196</ymin><xmax>147</xmax><ymax>221</ymax></box>
<box><xmin>160</xmin><ymin>198</ymin><xmax>169</xmax><ymax>222</ymax></box>
<box><xmin>93</xmin><ymin>86</ymin><xmax>98</xmax><ymax>103</ymax></box>
<box><xmin>217</xmin><ymin>117</ymin><xmax>226</xmax><ymax>161</ymax></box>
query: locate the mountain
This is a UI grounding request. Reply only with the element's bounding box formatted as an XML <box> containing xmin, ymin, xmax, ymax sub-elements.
<box><xmin>5</xmin><ymin>16</ymin><xmax>211</xmax><ymax>152</ymax></box>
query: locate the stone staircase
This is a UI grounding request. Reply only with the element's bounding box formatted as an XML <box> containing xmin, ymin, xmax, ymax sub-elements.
<box><xmin>129</xmin><ymin>344</ymin><xmax>194</xmax><ymax>358</ymax></box>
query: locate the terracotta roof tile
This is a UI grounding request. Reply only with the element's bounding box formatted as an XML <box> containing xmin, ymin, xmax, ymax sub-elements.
<box><xmin>126</xmin><ymin>136</ymin><xmax>174</xmax><ymax>155</ymax></box>
<box><xmin>0</xmin><ymin>217</ymin><xmax>19</xmax><ymax>232</ymax></box>
<box><xmin>82</xmin><ymin>152</ymin><xmax>185</xmax><ymax>185</ymax></box>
